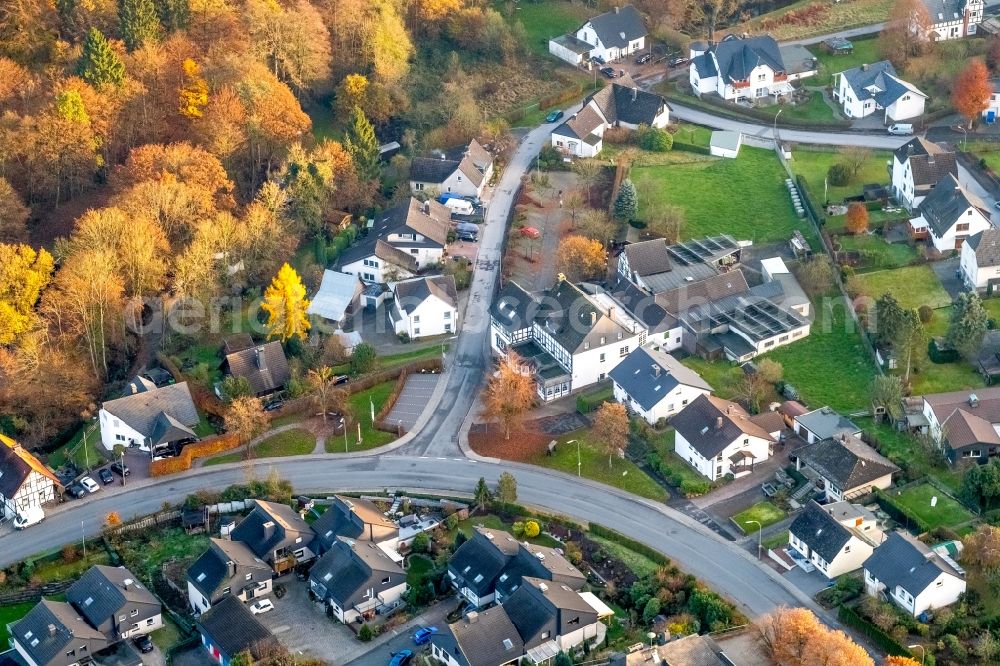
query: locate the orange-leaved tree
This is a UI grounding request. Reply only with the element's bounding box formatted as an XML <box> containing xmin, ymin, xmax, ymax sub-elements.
<box><xmin>556</xmin><ymin>235</ymin><xmax>606</xmax><ymax>282</ymax></box>
<box><xmin>953</xmin><ymin>60</ymin><xmax>994</xmax><ymax>129</ymax></box>
<box><xmin>482</xmin><ymin>352</ymin><xmax>535</xmax><ymax>440</ymax></box>
<box><xmin>885</xmin><ymin>657</ymin><xmax>922</xmax><ymax>666</ymax></box>
<box><xmin>592</xmin><ymin>401</ymin><xmax>629</xmax><ymax>467</ymax></box>
<box><xmin>757</xmin><ymin>606</ymin><xmax>874</xmax><ymax>666</ymax></box>
<box><xmin>845</xmin><ymin>202</ymin><xmax>869</xmax><ymax>235</ymax></box>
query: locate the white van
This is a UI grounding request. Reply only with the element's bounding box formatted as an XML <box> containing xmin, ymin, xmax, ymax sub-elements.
<box><xmin>440</xmin><ymin>197</ymin><xmax>474</xmax><ymax>215</ymax></box>
<box><xmin>888</xmin><ymin>124</ymin><xmax>914</xmax><ymax>136</ymax></box>
<box><xmin>13</xmin><ymin>506</ymin><xmax>45</xmax><ymax>530</ymax></box>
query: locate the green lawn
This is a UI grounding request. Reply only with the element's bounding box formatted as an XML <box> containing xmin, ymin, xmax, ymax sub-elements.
<box><xmin>732</xmin><ymin>502</ymin><xmax>787</xmax><ymax>533</ymax></box>
<box><xmin>149</xmin><ymin>615</ymin><xmax>185</xmax><ymax>652</ymax></box>
<box><xmin>406</xmin><ymin>554</ymin><xmax>434</xmax><ymax>587</ymax></box>
<box><xmin>454</xmin><ymin>514</ymin><xmax>561</xmax><ymax>548</ymax></box>
<box><xmin>633</xmin><ymin>147</ymin><xmax>813</xmax><ymax>245</ymax></box>
<box><xmin>204</xmin><ymin>428</ymin><xmax>315</xmax><ymax>466</ymax></box>
<box><xmin>0</xmin><ymin>601</ymin><xmax>44</xmax><ymax>645</ymax></box>
<box><xmin>765</xmin><ymin>296</ymin><xmax>878</xmax><ymax>412</ymax></box>
<box><xmin>380</xmin><ymin>345</ymin><xmax>448</xmax><ymax>370</ymax></box>
<box><xmin>32</xmin><ymin>549</ymin><xmax>112</xmax><ymax>584</ymax></box>
<box><xmin>680</xmin><ymin>357</ymin><xmax>743</xmax><ymax>400</ymax></box>
<box><xmin>326</xmin><ymin>381</ymin><xmax>398</xmax><ymax>452</ymax></box>
<box><xmin>590</xmin><ymin>536</ymin><xmax>661</xmax><ymax>578</ymax></box>
<box><xmin>117</xmin><ymin>526</ymin><xmax>211</xmax><ymax>580</ymax></box>
<box><xmin>854</xmin><ymin>265</ymin><xmax>952</xmax><ymax>310</ymax></box>
<box><xmin>891</xmin><ymin>483</ymin><xmax>975</xmax><ymax>531</ymax></box>
<box><xmin>509</xmin><ymin>0</ymin><xmax>594</xmax><ymax>57</ymax></box>
<box><xmin>530</xmin><ymin>429</ymin><xmax>668</xmax><ymax>502</ymax></box>
<box><xmin>969</xmin><ymin>142</ymin><xmax>1000</xmax><ymax>173</ymax></box>
<box><xmin>836</xmin><ymin>235</ymin><xmax>918</xmax><ymax>272</ymax></box>
<box><xmin>647</xmin><ymin>429</ymin><xmax>713</xmax><ymax>492</ymax></box>
<box><xmin>736</xmin><ymin>0</ymin><xmax>894</xmax><ymax>41</ymax></box>
<box><xmin>47</xmin><ymin>422</ymin><xmax>106</xmax><ymax>471</ymax></box>
<box><xmin>856</xmin><ymin>417</ymin><xmax>965</xmax><ymax>493</ymax></box>
<box><xmin>762</xmin><ymin>530</ymin><xmax>789</xmax><ymax>550</ymax></box>
<box><xmin>758</xmin><ymin>91</ymin><xmax>838</xmax><ymax>124</ymax></box>
<box><xmin>791</xmin><ymin>147</ymin><xmax>892</xmax><ymax>204</ymax></box>
<box><xmin>809</xmin><ymin>37</ymin><xmax>882</xmax><ymax>86</ymax></box>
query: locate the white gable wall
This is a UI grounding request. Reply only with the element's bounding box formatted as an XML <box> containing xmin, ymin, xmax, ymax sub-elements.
<box><xmin>613</xmin><ymin>380</ymin><xmax>710</xmax><ymax>425</ymax></box>
<box><xmin>393</xmin><ymin>294</ymin><xmax>457</xmax><ymax>339</ymax></box>
<box><xmin>340</xmin><ymin>255</ymin><xmax>415</xmax><ymax>284</ymax></box>
<box><xmin>926</xmin><ymin>206</ymin><xmax>992</xmax><ymax>253</ymax></box>
<box><xmin>960</xmin><ymin>239</ymin><xmax>1000</xmax><ymax>290</ymax></box>
<box><xmin>788</xmin><ymin>531</ymin><xmax>874</xmax><ymax>579</ymax></box>
<box><xmin>891</xmin><ymin>155</ymin><xmax>920</xmax><ymax>209</ymax></box>
<box><xmin>885</xmin><ymin>93</ymin><xmax>926</xmax><ymax>122</ymax></box>
<box><xmin>100</xmin><ymin>408</ymin><xmax>149</xmax><ymax>451</ymax></box>
<box><xmin>674</xmin><ymin>431</ymin><xmax>771</xmax><ymax>481</ymax></box>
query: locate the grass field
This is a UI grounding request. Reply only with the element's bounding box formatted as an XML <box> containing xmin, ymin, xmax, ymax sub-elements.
<box><xmin>762</xmin><ymin>530</ymin><xmax>789</xmax><ymax>550</ymax></box>
<box><xmin>47</xmin><ymin>422</ymin><xmax>106</xmax><ymax>471</ymax></box>
<box><xmin>205</xmin><ymin>428</ymin><xmax>315</xmax><ymax>465</ymax></box>
<box><xmin>31</xmin><ymin>550</ymin><xmax>112</xmax><ymax>584</ymax></box>
<box><xmin>509</xmin><ymin>0</ymin><xmax>593</xmax><ymax>56</ymax></box>
<box><xmin>891</xmin><ymin>483</ymin><xmax>975</xmax><ymax>530</ymax></box>
<box><xmin>854</xmin><ymin>265</ymin><xmax>952</xmax><ymax>310</ymax></box>
<box><xmin>680</xmin><ymin>357</ymin><xmax>743</xmax><ymax>400</ymax></box>
<box><xmin>0</xmin><ymin>601</ymin><xmax>43</xmax><ymax>645</ymax></box>
<box><xmin>633</xmin><ymin>147</ymin><xmax>813</xmax><ymax>245</ymax></box>
<box><xmin>836</xmin><ymin>234</ymin><xmax>918</xmax><ymax>272</ymax></box>
<box><xmin>791</xmin><ymin>147</ymin><xmax>893</xmax><ymax>204</ymax></box>
<box><xmin>530</xmin><ymin>429</ymin><xmax>668</xmax><ymax>501</ymax></box>
<box><xmin>969</xmin><ymin>142</ymin><xmax>1000</xmax><ymax>173</ymax></box>
<box><xmin>326</xmin><ymin>381</ymin><xmax>398</xmax><ymax>452</ymax></box>
<box><xmin>454</xmin><ymin>514</ymin><xmax>561</xmax><ymax>548</ymax></box>
<box><xmin>734</xmin><ymin>0</ymin><xmax>894</xmax><ymax>41</ymax></box>
<box><xmin>808</xmin><ymin>37</ymin><xmax>882</xmax><ymax>85</ymax></box>
<box><xmin>646</xmin><ymin>429</ymin><xmax>713</xmax><ymax>490</ymax></box>
<box><xmin>765</xmin><ymin>296</ymin><xmax>878</xmax><ymax>412</ymax></box>
<box><xmin>406</xmin><ymin>554</ymin><xmax>434</xmax><ymax>587</ymax></box>
<box><xmin>732</xmin><ymin>502</ymin><xmax>787</xmax><ymax>533</ymax></box>
<box><xmin>590</xmin><ymin>536</ymin><xmax>661</xmax><ymax>578</ymax></box>
<box><xmin>758</xmin><ymin>91</ymin><xmax>838</xmax><ymax>124</ymax></box>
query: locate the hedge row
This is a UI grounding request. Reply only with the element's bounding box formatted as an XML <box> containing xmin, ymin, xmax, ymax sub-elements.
<box><xmin>795</xmin><ymin>175</ymin><xmax>823</xmax><ymax>224</ymax></box>
<box><xmin>672</xmin><ymin>141</ymin><xmax>711</xmax><ymax>155</ymax></box>
<box><xmin>576</xmin><ymin>390</ymin><xmax>613</xmax><ymax>414</ymax></box>
<box><xmin>838</xmin><ymin>604</ymin><xmax>913</xmax><ymax>657</ymax></box>
<box><xmin>588</xmin><ymin>522</ymin><xmax>671</xmax><ymax>566</ymax></box>
<box><xmin>150</xmin><ymin>432</ymin><xmax>241</xmax><ymax>476</ymax></box>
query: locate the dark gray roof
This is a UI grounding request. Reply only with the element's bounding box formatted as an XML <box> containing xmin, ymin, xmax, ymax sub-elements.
<box><xmin>230</xmin><ymin>500</ymin><xmax>313</xmax><ymax>560</ymax></box>
<box><xmin>609</xmin><ymin>346</ymin><xmax>710</xmax><ymax>412</ymax></box>
<box><xmin>710</xmin><ymin>36</ymin><xmax>784</xmax><ymax>83</ymax></box>
<box><xmin>224</xmin><ymin>341</ymin><xmax>290</xmax><ymax>396</ymax></box>
<box><xmin>968</xmin><ymin>228</ymin><xmax>1000</xmax><ymax>268</ymax></box>
<box><xmin>310</xmin><ymin>496</ymin><xmax>398</xmax><ymax>551</ymax></box>
<box><xmin>863</xmin><ymin>532</ymin><xmax>962</xmax><ymax>597</ymax></box>
<box><xmin>429</xmin><ymin>627</ymin><xmax>470</xmax><ymax>666</ymax></box>
<box><xmin>494</xmin><ymin>544</ymin><xmax>586</xmax><ymax>599</ymax></box>
<box><xmin>623</xmin><ymin>239</ymin><xmax>672</xmax><ymax>277</ymax></box>
<box><xmin>794</xmin><ymin>437</ymin><xmax>899</xmax><ymax>491</ymax></box>
<box><xmin>149</xmin><ymin>412</ymin><xmax>197</xmax><ymax>447</ymax></box>
<box><xmin>308</xmin><ymin>539</ymin><xmax>404</xmax><ymax>608</ymax></box>
<box><xmin>410</xmin><ymin>156</ymin><xmax>461</xmax><ymax>184</ymax></box>
<box><xmin>838</xmin><ymin>60</ymin><xmax>925</xmax><ymax>107</ymax></box>
<box><xmin>336</xmin><ymin>198</ymin><xmax>447</xmax><ymax>270</ymax></box>
<box><xmin>12</xmin><ymin>600</ymin><xmax>107</xmax><ymax>666</ymax></box>
<box><xmin>670</xmin><ymin>395</ymin><xmax>774</xmax><ymax>458</ymax></box>
<box><xmin>919</xmin><ymin>174</ymin><xmax>990</xmax><ymax>238</ymax></box>
<box><xmin>393</xmin><ymin>275</ymin><xmax>458</xmax><ymax>314</ymax></box>
<box><xmin>922</xmin><ymin>0</ymin><xmax>969</xmax><ymax>25</ymax></box>
<box><xmin>491</xmin><ymin>281</ymin><xmax>535</xmax><ymax>333</ymax></box>
<box><xmin>505</xmin><ymin>577</ymin><xmax>596</xmax><ymax>647</ymax></box>
<box><xmin>0</xmin><ymin>436</ymin><xmax>59</xmax><ymax>499</ymax></box>
<box><xmin>893</xmin><ymin>138</ymin><xmax>957</xmax><ymax>189</ymax></box>
<box><xmin>587</xmin><ymin>83</ymin><xmax>669</xmax><ymax>127</ymax></box>
<box><xmin>582</xmin><ymin>5</ymin><xmax>646</xmax><ymax>49</ymax></box>
<box><xmin>795</xmin><ymin>407</ymin><xmax>861</xmax><ymax>441</ymax></box>
<box><xmin>550</xmin><ymin>33</ymin><xmax>593</xmax><ymax>55</ymax></box>
<box><xmin>66</xmin><ymin>565</ymin><xmax>158</xmax><ymax>632</ymax></box>
<box><xmin>101</xmin><ymin>383</ymin><xmax>199</xmax><ymax>441</ymax></box>
<box><xmin>789</xmin><ymin>501</ymin><xmax>852</xmax><ymax>563</ymax></box>
<box><xmin>608</xmin><ymin>279</ymin><xmax>676</xmax><ymax>333</ymax></box>
<box><xmin>451</xmin><ymin>606</ymin><xmax>524</xmax><ymax>666</ymax></box>
<box><xmin>187</xmin><ymin>538</ymin><xmax>271</xmax><ymax>600</ymax></box>
<box><xmin>448</xmin><ymin>528</ymin><xmax>519</xmax><ymax>597</ymax></box>
<box><xmin>196</xmin><ymin>596</ymin><xmax>278</xmax><ymax>660</ymax></box>
<box><xmin>534</xmin><ymin>279</ymin><xmax>632</xmax><ymax>355</ymax></box>
<box><xmin>691</xmin><ymin>52</ymin><xmax>717</xmax><ymax>79</ymax></box>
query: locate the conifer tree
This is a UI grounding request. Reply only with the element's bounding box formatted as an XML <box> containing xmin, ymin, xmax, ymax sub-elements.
<box><xmin>261</xmin><ymin>263</ymin><xmax>311</xmax><ymax>341</ymax></box>
<box><xmin>78</xmin><ymin>29</ymin><xmax>126</xmax><ymax>87</ymax></box>
<box><xmin>344</xmin><ymin>106</ymin><xmax>381</xmax><ymax>181</ymax></box>
<box><xmin>614</xmin><ymin>178</ymin><xmax>638</xmax><ymax>221</ymax></box>
<box><xmin>118</xmin><ymin>0</ymin><xmax>160</xmax><ymax>51</ymax></box>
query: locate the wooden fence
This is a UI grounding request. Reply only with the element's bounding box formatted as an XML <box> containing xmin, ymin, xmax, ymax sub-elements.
<box><xmin>0</xmin><ymin>580</ymin><xmax>73</xmax><ymax>605</ymax></box>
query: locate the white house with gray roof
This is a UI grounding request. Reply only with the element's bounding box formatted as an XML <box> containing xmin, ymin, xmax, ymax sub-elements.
<box><xmin>834</xmin><ymin>61</ymin><xmax>927</xmax><ymax>122</ymax></box>
<box><xmin>689</xmin><ymin>35</ymin><xmax>806</xmax><ymax>102</ymax></box>
<box><xmin>409</xmin><ymin>140</ymin><xmax>493</xmax><ymax>199</ymax></box>
<box><xmin>891</xmin><ymin>138</ymin><xmax>958</xmax><ymax>210</ymax></box>
<box><xmin>863</xmin><ymin>531</ymin><xmax>966</xmax><ymax>616</ymax></box>
<box><xmin>921</xmin><ymin>0</ymin><xmax>984</xmax><ymax>40</ymax></box>
<box><xmin>671</xmin><ymin>395</ymin><xmax>778</xmax><ymax>481</ymax></box>
<box><xmin>186</xmin><ymin>538</ymin><xmax>273</xmax><ymax>613</ymax></box>
<box><xmin>563</xmin><ymin>5</ymin><xmax>647</xmax><ymax>64</ymax></box>
<box><xmin>960</xmin><ymin>227</ymin><xmax>1000</xmax><ymax>291</ymax></box>
<box><xmin>793</xmin><ymin>406</ymin><xmax>861</xmax><ymax>444</ymax></box>
<box><xmin>308</xmin><ymin>538</ymin><xmax>407</xmax><ymax>624</ymax></box>
<box><xmin>99</xmin><ymin>381</ymin><xmax>199</xmax><ymax>453</ymax></box>
<box><xmin>788</xmin><ymin>501</ymin><xmax>881</xmax><ymax>578</ymax></box>
<box><xmin>908</xmin><ymin>174</ymin><xmax>993</xmax><ymax>252</ymax></box>
<box><xmin>389</xmin><ymin>275</ymin><xmax>458</xmax><ymax>339</ymax></box>
<box><xmin>65</xmin><ymin>565</ymin><xmax>162</xmax><ymax>640</ymax></box>
<box><xmin>609</xmin><ymin>344</ymin><xmax>712</xmax><ymax>425</ymax></box>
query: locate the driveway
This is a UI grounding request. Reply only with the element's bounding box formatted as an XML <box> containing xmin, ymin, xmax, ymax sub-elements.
<box><xmin>255</xmin><ymin>580</ymin><xmax>359</xmax><ymax>663</ymax></box>
<box><xmin>930</xmin><ymin>257</ymin><xmax>962</xmax><ymax>301</ymax></box>
<box><xmin>344</xmin><ymin>602</ymin><xmax>453</xmax><ymax>666</ymax></box>
<box><xmin>385</xmin><ymin>374</ymin><xmax>441</xmax><ymax>431</ymax></box>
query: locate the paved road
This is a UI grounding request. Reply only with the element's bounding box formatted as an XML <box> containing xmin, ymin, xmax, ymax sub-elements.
<box><xmin>0</xmin><ymin>455</ymin><xmax>824</xmax><ymax>622</ymax></box>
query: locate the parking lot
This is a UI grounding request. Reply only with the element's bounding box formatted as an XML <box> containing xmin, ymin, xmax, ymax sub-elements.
<box><xmin>255</xmin><ymin>580</ymin><xmax>360</xmax><ymax>662</ymax></box>
<box><xmin>384</xmin><ymin>374</ymin><xmax>440</xmax><ymax>431</ymax></box>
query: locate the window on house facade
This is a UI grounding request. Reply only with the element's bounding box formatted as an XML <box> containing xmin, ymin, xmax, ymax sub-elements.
<box><xmin>413</xmin><ymin>315</ymin><xmax>420</xmax><ymax>323</ymax></box>
<box><xmin>414</xmin><ymin>328</ymin><xmax>421</xmax><ymax>335</ymax></box>
<box><xmin>619</xmin><ymin>346</ymin><xmax>629</xmax><ymax>357</ymax></box>
<box><xmin>414</xmin><ymin>183</ymin><xmax>424</xmax><ymax>190</ymax></box>
<box><xmin>444</xmin><ymin>311</ymin><xmax>451</xmax><ymax>319</ymax></box>
<box><xmin>957</xmin><ymin>223</ymin><xmax>970</xmax><ymax>232</ymax></box>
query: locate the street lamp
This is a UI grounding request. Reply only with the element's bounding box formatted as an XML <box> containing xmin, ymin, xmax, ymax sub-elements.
<box><xmin>956</xmin><ymin>125</ymin><xmax>968</xmax><ymax>151</ymax></box>
<box><xmin>566</xmin><ymin>439</ymin><xmax>580</xmax><ymax>477</ymax></box>
<box><xmin>120</xmin><ymin>450</ymin><xmax>126</xmax><ymax>488</ymax></box>
<box><xmin>908</xmin><ymin>644</ymin><xmax>925</xmax><ymax>665</ymax></box>
<box><xmin>744</xmin><ymin>520</ymin><xmax>762</xmax><ymax>559</ymax></box>
<box><xmin>773</xmin><ymin>109</ymin><xmax>783</xmax><ymax>145</ymax></box>
<box><xmin>340</xmin><ymin>417</ymin><xmax>347</xmax><ymax>453</ymax></box>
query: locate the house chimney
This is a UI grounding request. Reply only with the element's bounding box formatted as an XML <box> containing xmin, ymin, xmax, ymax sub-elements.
<box><xmin>633</xmin><ymin>87</ymin><xmax>637</xmax><ymax>102</ymax></box>
<box><xmin>227</xmin><ymin>560</ymin><xmax>236</xmax><ymax>578</ymax></box>
<box><xmin>255</xmin><ymin>346</ymin><xmax>266</xmax><ymax>371</ymax></box>
<box><xmin>861</xmin><ymin>63</ymin><xmax>869</xmax><ymax>72</ymax></box>
<box><xmin>467</xmin><ymin>611</ymin><xmax>479</xmax><ymax>624</ymax></box>
<box><xmin>652</xmin><ymin>365</ymin><xmax>660</xmax><ymax>378</ymax></box>
<box><xmin>715</xmin><ymin>416</ymin><xmax>724</xmax><ymax>430</ymax></box>
<box><xmin>970</xmin><ymin>394</ymin><xmax>980</xmax><ymax>408</ymax></box>
<box><xmin>614</xmin><ymin>5</ymin><xmax>620</xmax><ymax>13</ymax></box>
<box><xmin>263</xmin><ymin>520</ymin><xmax>276</xmax><ymax>541</ymax></box>
<box><xmin>589</xmin><ymin>311</ymin><xmax>597</xmax><ymax>326</ymax></box>
<box><xmin>48</xmin><ymin>624</ymin><xmax>57</xmax><ymax>637</ymax></box>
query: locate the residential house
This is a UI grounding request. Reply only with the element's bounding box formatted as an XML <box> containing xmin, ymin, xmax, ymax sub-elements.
<box><xmin>788</xmin><ymin>501</ymin><xmax>882</xmax><ymax>578</ymax></box>
<box><xmin>689</xmin><ymin>35</ymin><xmax>807</xmax><ymax>102</ymax></box>
<box><xmin>922</xmin><ymin>387</ymin><xmax>1000</xmax><ymax>462</ymax></box>
<box><xmin>435</xmin><ymin>607</ymin><xmax>524</xmax><ymax>666</ymax></box>
<box><xmin>549</xmin><ymin>5</ymin><xmax>646</xmax><ymax>65</ymax></box>
<box><xmin>759</xmin><ymin>257</ymin><xmax>810</xmax><ymax>317</ymax></box>
<box><xmin>10</xmin><ymin>600</ymin><xmax>110</xmax><ymax>666</ymax></box>
<box><xmin>921</xmin><ymin>0</ymin><xmax>984</xmax><ymax>40</ymax></box>
<box><xmin>389</xmin><ymin>275</ymin><xmax>459</xmax><ymax>339</ymax></box>
<box><xmin>551</xmin><ymin>79</ymin><xmax>669</xmax><ymax>157</ymax></box>
<box><xmin>793</xmin><ymin>406</ymin><xmax>862</xmax><ymax>444</ymax></box>
<box><xmin>833</xmin><ymin>61</ymin><xmax>927</xmax><ymax>122</ymax></box>
<box><xmin>615</xmin><ymin>236</ymin><xmax>740</xmax><ymax>295</ymax></box>
<box><xmin>671</xmin><ymin>395</ymin><xmax>778</xmax><ymax>481</ymax></box>
<box><xmin>891</xmin><ymin>138</ymin><xmax>957</xmax><ymax>210</ymax></box>
<box><xmin>863</xmin><ymin>531</ymin><xmax>966</xmax><ymax>616</ymax></box>
<box><xmin>504</xmin><ymin>578</ymin><xmax>601</xmax><ymax>656</ymax></box>
<box><xmin>0</xmin><ymin>434</ymin><xmax>60</xmax><ymax>521</ymax></box>
<box><xmin>229</xmin><ymin>500</ymin><xmax>316</xmax><ymax>574</ymax></box>
<box><xmin>196</xmin><ymin>596</ymin><xmax>279</xmax><ymax>666</ymax></box>
<box><xmin>960</xmin><ymin>227</ymin><xmax>1000</xmax><ymax>292</ymax></box>
<box><xmin>310</xmin><ymin>495</ymin><xmax>399</xmax><ymax>554</ymax></box>
<box><xmin>793</xmin><ymin>436</ymin><xmax>899</xmax><ymax>501</ymax></box>
<box><xmin>308</xmin><ymin>538</ymin><xmax>407</xmax><ymax>624</ymax></box>
<box><xmin>609</xmin><ymin>635</ymin><xmax>743</xmax><ymax>666</ymax></box>
<box><xmin>409</xmin><ymin>140</ymin><xmax>493</xmax><ymax>199</ymax></box>
<box><xmin>609</xmin><ymin>344</ymin><xmax>712</xmax><ymax>425</ymax></box>
<box><xmin>490</xmin><ymin>276</ymin><xmax>645</xmax><ymax>402</ymax></box>
<box><xmin>908</xmin><ymin>174</ymin><xmax>993</xmax><ymax>252</ymax></box>
<box><xmin>98</xmin><ymin>381</ymin><xmax>199</xmax><ymax>453</ymax></box>
<box><xmin>222</xmin><ymin>339</ymin><xmax>289</xmax><ymax>398</ymax></box>
<box><xmin>307</xmin><ymin>270</ymin><xmax>363</xmax><ymax>328</ymax></box>
<box><xmin>493</xmin><ymin>542</ymin><xmax>587</xmax><ymax>605</ymax></box>
<box><xmin>983</xmin><ymin>84</ymin><xmax>1000</xmax><ymax>122</ymax></box>
<box><xmin>489</xmin><ymin>281</ymin><xmax>536</xmax><ymax>356</ymax></box>
<box><xmin>336</xmin><ymin>198</ymin><xmax>451</xmax><ymax>283</ymax></box>
<box><xmin>186</xmin><ymin>538</ymin><xmax>273</xmax><ymax>614</ymax></box>
<box><xmin>66</xmin><ymin>566</ymin><xmax>161</xmax><ymax>640</ymax></box>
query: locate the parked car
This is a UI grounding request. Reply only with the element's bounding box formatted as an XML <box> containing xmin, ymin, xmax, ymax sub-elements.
<box><xmin>333</xmin><ymin>375</ymin><xmax>350</xmax><ymax>385</ymax></box>
<box><xmin>456</xmin><ymin>231</ymin><xmax>478</xmax><ymax>242</ymax></box>
<box><xmin>545</xmin><ymin>109</ymin><xmax>564</xmax><ymax>123</ymax></box>
<box><xmin>110</xmin><ymin>461</ymin><xmax>130</xmax><ymax>477</ymax></box>
<box><xmin>669</xmin><ymin>56</ymin><xmax>689</xmax><ymax>67</ymax></box>
<box><xmin>264</xmin><ymin>401</ymin><xmax>284</xmax><ymax>412</ymax></box>
<box><xmin>413</xmin><ymin>627</ymin><xmax>439</xmax><ymax>645</ymax></box>
<box><xmin>520</xmin><ymin>226</ymin><xmax>541</xmax><ymax>239</ymax></box>
<box><xmin>13</xmin><ymin>506</ymin><xmax>45</xmax><ymax>530</ymax></box>
<box><xmin>600</xmin><ymin>66</ymin><xmax>616</xmax><ymax>79</ymax></box>
<box><xmin>98</xmin><ymin>468</ymin><xmax>114</xmax><ymax>485</ymax></box>
<box><xmin>388</xmin><ymin>651</ymin><xmax>413</xmax><ymax>666</ymax></box>
<box><xmin>887</xmin><ymin>123</ymin><xmax>914</xmax><ymax>135</ymax></box>
<box><xmin>133</xmin><ymin>635</ymin><xmax>154</xmax><ymax>654</ymax></box>
<box><xmin>79</xmin><ymin>477</ymin><xmax>100</xmax><ymax>493</ymax></box>
<box><xmin>65</xmin><ymin>483</ymin><xmax>87</xmax><ymax>499</ymax></box>
<box><xmin>590</xmin><ymin>55</ymin><xmax>605</xmax><ymax>65</ymax></box>
<box><xmin>636</xmin><ymin>53</ymin><xmax>652</xmax><ymax>65</ymax></box>
<box><xmin>249</xmin><ymin>599</ymin><xmax>275</xmax><ymax>615</ymax></box>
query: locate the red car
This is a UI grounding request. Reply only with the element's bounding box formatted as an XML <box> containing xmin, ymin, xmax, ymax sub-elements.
<box><xmin>520</xmin><ymin>227</ymin><xmax>541</xmax><ymax>239</ymax></box>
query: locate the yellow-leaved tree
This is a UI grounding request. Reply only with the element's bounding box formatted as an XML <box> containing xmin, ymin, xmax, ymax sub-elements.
<box><xmin>178</xmin><ymin>58</ymin><xmax>209</xmax><ymax>119</ymax></box>
<box><xmin>261</xmin><ymin>263</ymin><xmax>311</xmax><ymax>341</ymax></box>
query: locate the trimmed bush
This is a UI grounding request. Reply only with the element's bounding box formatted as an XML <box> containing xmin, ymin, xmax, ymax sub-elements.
<box><xmin>641</xmin><ymin>127</ymin><xmax>673</xmax><ymax>152</ymax></box>
<box><xmin>838</xmin><ymin>604</ymin><xmax>912</xmax><ymax>657</ymax></box>
<box><xmin>827</xmin><ymin>163</ymin><xmax>851</xmax><ymax>186</ymax></box>
<box><xmin>150</xmin><ymin>433</ymin><xmax>241</xmax><ymax>476</ymax></box>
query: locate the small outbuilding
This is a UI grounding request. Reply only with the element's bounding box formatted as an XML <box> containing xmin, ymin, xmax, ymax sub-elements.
<box><xmin>710</xmin><ymin>131</ymin><xmax>742</xmax><ymax>158</ymax></box>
